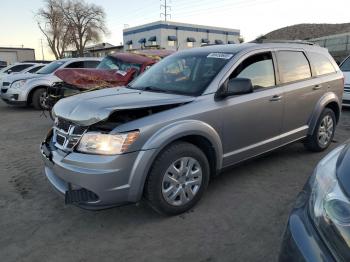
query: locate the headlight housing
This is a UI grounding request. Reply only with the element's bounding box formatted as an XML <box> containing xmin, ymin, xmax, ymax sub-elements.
<box><xmin>77</xmin><ymin>131</ymin><xmax>139</xmax><ymax>155</ymax></box>
<box><xmin>10</xmin><ymin>79</ymin><xmax>27</xmax><ymax>90</ymax></box>
<box><xmin>310</xmin><ymin>145</ymin><xmax>350</xmax><ymax>260</ymax></box>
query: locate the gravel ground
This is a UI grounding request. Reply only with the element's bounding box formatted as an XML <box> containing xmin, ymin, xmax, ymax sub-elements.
<box><xmin>0</xmin><ymin>100</ymin><xmax>349</xmax><ymax>262</ymax></box>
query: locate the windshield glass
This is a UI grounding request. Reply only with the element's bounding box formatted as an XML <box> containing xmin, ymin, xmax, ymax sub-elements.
<box><xmin>129</xmin><ymin>53</ymin><xmax>232</xmax><ymax>96</ymax></box>
<box><xmin>36</xmin><ymin>61</ymin><xmax>65</xmax><ymax>74</ymax></box>
<box><xmin>97</xmin><ymin>56</ymin><xmax>142</xmax><ymax>74</ymax></box>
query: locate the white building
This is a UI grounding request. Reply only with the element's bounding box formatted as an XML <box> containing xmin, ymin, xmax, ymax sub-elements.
<box><xmin>0</xmin><ymin>47</ymin><xmax>35</xmax><ymax>65</ymax></box>
<box><xmin>123</xmin><ymin>21</ymin><xmax>241</xmax><ymax>51</ymax></box>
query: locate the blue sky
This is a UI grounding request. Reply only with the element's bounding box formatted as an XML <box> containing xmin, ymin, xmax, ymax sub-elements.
<box><xmin>1</xmin><ymin>0</ymin><xmax>349</xmax><ymax>59</ymax></box>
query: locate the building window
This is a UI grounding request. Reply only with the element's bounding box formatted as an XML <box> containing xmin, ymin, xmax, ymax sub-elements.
<box><xmin>151</xmin><ymin>41</ymin><xmax>157</xmax><ymax>46</ymax></box>
<box><xmin>168</xmin><ymin>41</ymin><xmax>175</xmax><ymax>47</ymax></box>
<box><xmin>128</xmin><ymin>44</ymin><xmax>133</xmax><ymax>50</ymax></box>
<box><xmin>168</xmin><ymin>36</ymin><xmax>177</xmax><ymax>47</ymax></box>
<box><xmin>187</xmin><ymin>42</ymin><xmax>194</xmax><ymax>48</ymax></box>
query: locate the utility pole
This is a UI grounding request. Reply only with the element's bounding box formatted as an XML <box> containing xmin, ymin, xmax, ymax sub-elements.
<box><xmin>40</xmin><ymin>39</ymin><xmax>45</xmax><ymax>60</ymax></box>
<box><xmin>160</xmin><ymin>0</ymin><xmax>171</xmax><ymax>22</ymax></box>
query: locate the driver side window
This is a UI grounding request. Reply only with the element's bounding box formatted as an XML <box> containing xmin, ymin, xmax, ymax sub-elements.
<box><xmin>230</xmin><ymin>52</ymin><xmax>276</xmax><ymax>90</ymax></box>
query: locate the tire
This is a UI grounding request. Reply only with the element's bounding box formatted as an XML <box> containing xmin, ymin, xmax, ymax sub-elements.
<box><xmin>304</xmin><ymin>108</ymin><xmax>336</xmax><ymax>152</ymax></box>
<box><xmin>32</xmin><ymin>88</ymin><xmax>49</xmax><ymax>110</ymax></box>
<box><xmin>144</xmin><ymin>142</ymin><xmax>210</xmax><ymax>216</ymax></box>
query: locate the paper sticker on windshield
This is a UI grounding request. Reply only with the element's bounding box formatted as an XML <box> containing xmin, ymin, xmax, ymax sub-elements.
<box><xmin>116</xmin><ymin>70</ymin><xmax>127</xmax><ymax>76</ymax></box>
<box><xmin>207</xmin><ymin>53</ymin><xmax>233</xmax><ymax>60</ymax></box>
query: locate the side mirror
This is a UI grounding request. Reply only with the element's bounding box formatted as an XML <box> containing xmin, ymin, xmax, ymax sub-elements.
<box><xmin>216</xmin><ymin>78</ymin><xmax>253</xmax><ymax>99</ymax></box>
<box><xmin>7</xmin><ymin>69</ymin><xmax>12</xmax><ymax>74</ymax></box>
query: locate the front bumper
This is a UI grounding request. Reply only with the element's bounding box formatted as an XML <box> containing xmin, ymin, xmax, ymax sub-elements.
<box><xmin>40</xmin><ymin>134</ymin><xmax>157</xmax><ymax>210</ymax></box>
<box><xmin>279</xmin><ymin>176</ymin><xmax>336</xmax><ymax>262</ymax></box>
<box><xmin>1</xmin><ymin>87</ymin><xmax>27</xmax><ymax>105</ymax></box>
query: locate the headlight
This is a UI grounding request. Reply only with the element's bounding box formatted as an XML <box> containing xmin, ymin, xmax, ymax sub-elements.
<box><xmin>11</xmin><ymin>79</ymin><xmax>27</xmax><ymax>89</ymax></box>
<box><xmin>77</xmin><ymin>131</ymin><xmax>139</xmax><ymax>155</ymax></box>
<box><xmin>310</xmin><ymin>145</ymin><xmax>350</xmax><ymax>259</ymax></box>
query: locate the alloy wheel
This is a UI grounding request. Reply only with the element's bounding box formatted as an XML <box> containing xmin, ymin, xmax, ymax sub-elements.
<box><xmin>162</xmin><ymin>157</ymin><xmax>202</xmax><ymax>206</ymax></box>
<box><xmin>318</xmin><ymin>115</ymin><xmax>334</xmax><ymax>147</ymax></box>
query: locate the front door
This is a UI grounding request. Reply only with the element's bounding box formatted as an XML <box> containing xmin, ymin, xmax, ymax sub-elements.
<box><xmin>219</xmin><ymin>51</ymin><xmax>284</xmax><ymax>166</ymax></box>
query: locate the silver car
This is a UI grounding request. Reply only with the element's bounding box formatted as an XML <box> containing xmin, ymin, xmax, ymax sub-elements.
<box><xmin>41</xmin><ymin>42</ymin><xmax>344</xmax><ymax>215</ymax></box>
<box><xmin>339</xmin><ymin>55</ymin><xmax>350</xmax><ymax>106</ymax></box>
<box><xmin>0</xmin><ymin>58</ymin><xmax>101</xmax><ymax>109</ymax></box>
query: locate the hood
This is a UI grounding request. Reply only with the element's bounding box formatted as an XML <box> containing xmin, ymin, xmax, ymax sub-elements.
<box><xmin>53</xmin><ymin>87</ymin><xmax>195</xmax><ymax>126</ymax></box>
<box><xmin>337</xmin><ymin>142</ymin><xmax>350</xmax><ymax>199</ymax></box>
<box><xmin>54</xmin><ymin>68</ymin><xmax>137</xmax><ymax>90</ymax></box>
<box><xmin>3</xmin><ymin>73</ymin><xmax>40</xmax><ymax>83</ymax></box>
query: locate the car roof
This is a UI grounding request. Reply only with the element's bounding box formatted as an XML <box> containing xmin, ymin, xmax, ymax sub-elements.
<box><xmin>109</xmin><ymin>52</ymin><xmax>157</xmax><ymax>64</ymax></box>
<box><xmin>174</xmin><ymin>42</ymin><xmax>329</xmax><ymax>57</ymax></box>
<box><xmin>57</xmin><ymin>57</ymin><xmax>102</xmax><ymax>62</ymax></box>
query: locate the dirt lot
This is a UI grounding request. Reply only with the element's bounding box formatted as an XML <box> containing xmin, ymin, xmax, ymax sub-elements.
<box><xmin>0</xmin><ymin>100</ymin><xmax>349</xmax><ymax>262</ymax></box>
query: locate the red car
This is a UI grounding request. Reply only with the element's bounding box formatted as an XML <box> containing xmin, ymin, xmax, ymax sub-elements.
<box><xmin>47</xmin><ymin>50</ymin><xmax>174</xmax><ymax>108</ymax></box>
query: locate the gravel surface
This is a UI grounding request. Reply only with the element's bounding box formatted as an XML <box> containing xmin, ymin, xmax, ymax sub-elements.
<box><xmin>0</xmin><ymin>100</ymin><xmax>349</xmax><ymax>262</ymax></box>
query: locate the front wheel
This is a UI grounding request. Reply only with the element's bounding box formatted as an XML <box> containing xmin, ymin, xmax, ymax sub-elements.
<box><xmin>304</xmin><ymin>108</ymin><xmax>336</xmax><ymax>152</ymax></box>
<box><xmin>144</xmin><ymin>142</ymin><xmax>210</xmax><ymax>216</ymax></box>
<box><xmin>32</xmin><ymin>88</ymin><xmax>49</xmax><ymax>110</ymax></box>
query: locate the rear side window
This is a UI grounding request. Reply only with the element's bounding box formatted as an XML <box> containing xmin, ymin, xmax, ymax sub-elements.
<box><xmin>230</xmin><ymin>52</ymin><xmax>276</xmax><ymax>90</ymax></box>
<box><xmin>84</xmin><ymin>61</ymin><xmax>100</xmax><ymax>68</ymax></box>
<box><xmin>308</xmin><ymin>52</ymin><xmax>336</xmax><ymax>76</ymax></box>
<box><xmin>65</xmin><ymin>61</ymin><xmax>85</xmax><ymax>68</ymax></box>
<box><xmin>277</xmin><ymin>51</ymin><xmax>311</xmax><ymax>83</ymax></box>
<box><xmin>28</xmin><ymin>65</ymin><xmax>44</xmax><ymax>73</ymax></box>
<box><xmin>340</xmin><ymin>56</ymin><xmax>350</xmax><ymax>72</ymax></box>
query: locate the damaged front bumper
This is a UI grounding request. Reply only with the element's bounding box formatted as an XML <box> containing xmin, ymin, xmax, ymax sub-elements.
<box><xmin>40</xmin><ymin>130</ymin><xmax>156</xmax><ymax>210</ymax></box>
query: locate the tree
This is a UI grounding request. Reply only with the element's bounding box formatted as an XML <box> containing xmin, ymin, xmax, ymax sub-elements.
<box><xmin>60</xmin><ymin>0</ymin><xmax>108</xmax><ymax>57</ymax></box>
<box><xmin>36</xmin><ymin>0</ymin><xmax>72</xmax><ymax>59</ymax></box>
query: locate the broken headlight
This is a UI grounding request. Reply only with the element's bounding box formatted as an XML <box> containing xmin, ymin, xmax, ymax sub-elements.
<box><xmin>310</xmin><ymin>145</ymin><xmax>350</xmax><ymax>260</ymax></box>
<box><xmin>77</xmin><ymin>131</ymin><xmax>139</xmax><ymax>155</ymax></box>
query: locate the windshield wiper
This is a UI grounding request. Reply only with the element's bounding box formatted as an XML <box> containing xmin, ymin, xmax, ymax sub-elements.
<box><xmin>142</xmin><ymin>86</ymin><xmax>169</xmax><ymax>93</ymax></box>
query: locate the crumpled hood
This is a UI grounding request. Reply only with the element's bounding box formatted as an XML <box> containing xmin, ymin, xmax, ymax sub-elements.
<box><xmin>53</xmin><ymin>87</ymin><xmax>195</xmax><ymax>126</ymax></box>
<box><xmin>54</xmin><ymin>68</ymin><xmax>136</xmax><ymax>89</ymax></box>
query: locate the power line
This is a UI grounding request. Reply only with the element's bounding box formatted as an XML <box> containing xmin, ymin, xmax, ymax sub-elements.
<box><xmin>160</xmin><ymin>0</ymin><xmax>171</xmax><ymax>21</ymax></box>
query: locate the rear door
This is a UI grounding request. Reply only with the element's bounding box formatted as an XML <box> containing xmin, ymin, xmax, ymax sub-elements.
<box><xmin>340</xmin><ymin>56</ymin><xmax>350</xmax><ymax>104</ymax></box>
<box><xmin>275</xmin><ymin>50</ymin><xmax>323</xmax><ymax>143</ymax></box>
<box><xmin>220</xmin><ymin>51</ymin><xmax>284</xmax><ymax>166</ymax></box>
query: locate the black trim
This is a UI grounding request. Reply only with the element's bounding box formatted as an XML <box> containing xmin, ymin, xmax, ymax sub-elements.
<box><xmin>148</xmin><ymin>36</ymin><xmax>156</xmax><ymax>42</ymax></box>
<box><xmin>187</xmin><ymin>37</ymin><xmax>196</xmax><ymax>42</ymax></box>
<box><xmin>168</xmin><ymin>35</ymin><xmax>177</xmax><ymax>41</ymax></box>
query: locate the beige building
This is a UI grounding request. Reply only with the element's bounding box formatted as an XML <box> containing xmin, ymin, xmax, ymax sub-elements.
<box><xmin>0</xmin><ymin>47</ymin><xmax>35</xmax><ymax>65</ymax></box>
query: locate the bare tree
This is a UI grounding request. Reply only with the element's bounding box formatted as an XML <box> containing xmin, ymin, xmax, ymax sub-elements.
<box><xmin>36</xmin><ymin>0</ymin><xmax>72</xmax><ymax>59</ymax></box>
<box><xmin>60</xmin><ymin>0</ymin><xmax>108</xmax><ymax>57</ymax></box>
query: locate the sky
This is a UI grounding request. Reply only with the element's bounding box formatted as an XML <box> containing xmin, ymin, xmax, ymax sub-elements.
<box><xmin>1</xmin><ymin>0</ymin><xmax>349</xmax><ymax>60</ymax></box>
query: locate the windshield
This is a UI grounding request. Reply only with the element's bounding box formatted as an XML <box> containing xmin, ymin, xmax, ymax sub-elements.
<box><xmin>129</xmin><ymin>53</ymin><xmax>232</xmax><ymax>96</ymax></box>
<box><xmin>340</xmin><ymin>56</ymin><xmax>350</xmax><ymax>72</ymax></box>
<box><xmin>97</xmin><ymin>56</ymin><xmax>142</xmax><ymax>74</ymax></box>
<box><xmin>36</xmin><ymin>61</ymin><xmax>65</xmax><ymax>74</ymax></box>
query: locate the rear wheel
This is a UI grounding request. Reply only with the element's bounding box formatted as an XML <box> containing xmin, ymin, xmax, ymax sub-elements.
<box><xmin>144</xmin><ymin>142</ymin><xmax>210</xmax><ymax>215</ymax></box>
<box><xmin>304</xmin><ymin>108</ymin><xmax>336</xmax><ymax>152</ymax></box>
<box><xmin>32</xmin><ymin>88</ymin><xmax>49</xmax><ymax>110</ymax></box>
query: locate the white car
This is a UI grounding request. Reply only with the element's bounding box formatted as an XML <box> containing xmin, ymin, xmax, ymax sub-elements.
<box><xmin>340</xmin><ymin>55</ymin><xmax>350</xmax><ymax>107</ymax></box>
<box><xmin>0</xmin><ymin>58</ymin><xmax>101</xmax><ymax>109</ymax></box>
<box><xmin>0</xmin><ymin>62</ymin><xmax>37</xmax><ymax>78</ymax></box>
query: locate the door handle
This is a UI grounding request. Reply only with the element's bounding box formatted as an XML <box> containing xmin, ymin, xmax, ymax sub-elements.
<box><xmin>270</xmin><ymin>95</ymin><xmax>283</xmax><ymax>102</ymax></box>
<box><xmin>313</xmin><ymin>85</ymin><xmax>322</xmax><ymax>90</ymax></box>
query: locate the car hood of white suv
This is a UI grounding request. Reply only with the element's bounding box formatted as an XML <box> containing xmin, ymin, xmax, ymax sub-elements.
<box><xmin>53</xmin><ymin>87</ymin><xmax>196</xmax><ymax>126</ymax></box>
<box><xmin>2</xmin><ymin>73</ymin><xmax>41</xmax><ymax>85</ymax></box>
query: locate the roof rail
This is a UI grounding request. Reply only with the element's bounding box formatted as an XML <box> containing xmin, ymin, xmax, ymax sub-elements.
<box><xmin>250</xmin><ymin>39</ymin><xmax>316</xmax><ymax>46</ymax></box>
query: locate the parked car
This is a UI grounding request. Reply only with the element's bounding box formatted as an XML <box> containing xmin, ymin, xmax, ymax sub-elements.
<box><xmin>0</xmin><ymin>64</ymin><xmax>45</xmax><ymax>90</ymax></box>
<box><xmin>41</xmin><ymin>42</ymin><xmax>343</xmax><ymax>215</ymax></box>
<box><xmin>47</xmin><ymin>50</ymin><xmax>174</xmax><ymax>109</ymax></box>
<box><xmin>279</xmin><ymin>142</ymin><xmax>350</xmax><ymax>261</ymax></box>
<box><xmin>0</xmin><ymin>62</ymin><xmax>37</xmax><ymax>78</ymax></box>
<box><xmin>0</xmin><ymin>58</ymin><xmax>101</xmax><ymax>109</ymax></box>
<box><xmin>339</xmin><ymin>55</ymin><xmax>350</xmax><ymax>106</ymax></box>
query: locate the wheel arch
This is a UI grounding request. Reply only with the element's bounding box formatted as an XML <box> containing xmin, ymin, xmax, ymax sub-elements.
<box><xmin>128</xmin><ymin>120</ymin><xmax>223</xmax><ymax>202</ymax></box>
<box><xmin>27</xmin><ymin>85</ymin><xmax>49</xmax><ymax>105</ymax></box>
<box><xmin>308</xmin><ymin>92</ymin><xmax>341</xmax><ymax>135</ymax></box>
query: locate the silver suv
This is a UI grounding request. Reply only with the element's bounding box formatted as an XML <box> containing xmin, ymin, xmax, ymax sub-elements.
<box><xmin>41</xmin><ymin>42</ymin><xmax>344</xmax><ymax>215</ymax></box>
<box><xmin>0</xmin><ymin>58</ymin><xmax>101</xmax><ymax>109</ymax></box>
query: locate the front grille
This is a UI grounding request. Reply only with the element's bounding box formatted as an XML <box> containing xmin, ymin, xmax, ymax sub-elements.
<box><xmin>53</xmin><ymin>117</ymin><xmax>87</xmax><ymax>151</ymax></box>
<box><xmin>1</xmin><ymin>88</ymin><xmax>7</xmax><ymax>93</ymax></box>
<box><xmin>345</xmin><ymin>86</ymin><xmax>350</xmax><ymax>93</ymax></box>
<box><xmin>2</xmin><ymin>82</ymin><xmax>10</xmax><ymax>87</ymax></box>
<box><xmin>65</xmin><ymin>188</ymin><xmax>99</xmax><ymax>204</ymax></box>
<box><xmin>343</xmin><ymin>99</ymin><xmax>350</xmax><ymax>104</ymax></box>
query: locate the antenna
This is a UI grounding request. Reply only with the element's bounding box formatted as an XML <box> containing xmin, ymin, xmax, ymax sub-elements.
<box><xmin>160</xmin><ymin>0</ymin><xmax>171</xmax><ymax>22</ymax></box>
